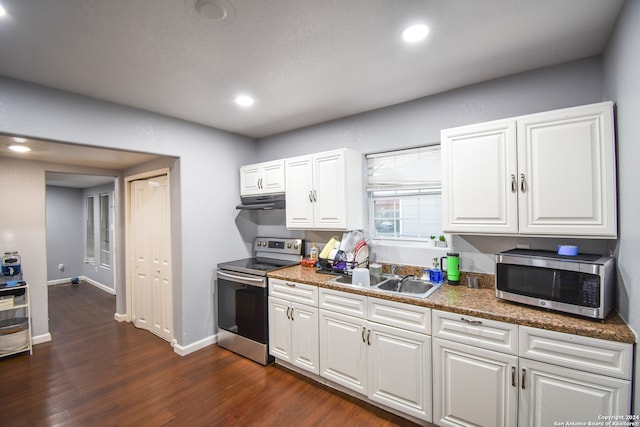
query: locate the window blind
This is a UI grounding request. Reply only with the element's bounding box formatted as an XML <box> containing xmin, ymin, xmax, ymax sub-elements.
<box><xmin>367</xmin><ymin>145</ymin><xmax>441</xmax><ymax>193</ymax></box>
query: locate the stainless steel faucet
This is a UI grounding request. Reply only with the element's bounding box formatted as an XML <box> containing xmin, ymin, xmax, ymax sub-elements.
<box><xmin>391</xmin><ymin>264</ymin><xmax>400</xmax><ymax>276</ymax></box>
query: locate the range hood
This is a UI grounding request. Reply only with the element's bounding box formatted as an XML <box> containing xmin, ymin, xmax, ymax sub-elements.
<box><xmin>236</xmin><ymin>194</ymin><xmax>286</xmax><ymax>210</ymax></box>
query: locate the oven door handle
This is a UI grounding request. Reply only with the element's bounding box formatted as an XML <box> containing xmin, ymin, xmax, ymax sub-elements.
<box><xmin>217</xmin><ymin>270</ymin><xmax>267</xmax><ymax>288</ymax></box>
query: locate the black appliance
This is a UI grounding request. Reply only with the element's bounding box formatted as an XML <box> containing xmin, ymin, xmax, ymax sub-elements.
<box><xmin>216</xmin><ymin>237</ymin><xmax>303</xmax><ymax>364</ymax></box>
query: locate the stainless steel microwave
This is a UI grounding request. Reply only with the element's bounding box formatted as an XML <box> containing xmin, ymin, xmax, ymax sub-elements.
<box><xmin>495</xmin><ymin>249</ymin><xmax>615</xmax><ymax>319</ymax></box>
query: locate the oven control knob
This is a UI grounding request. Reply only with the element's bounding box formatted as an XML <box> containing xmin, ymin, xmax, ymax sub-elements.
<box><xmin>287</xmin><ymin>243</ymin><xmax>292</xmax><ymax>248</ymax></box>
<box><xmin>260</xmin><ymin>241</ymin><xmax>267</xmax><ymax>247</ymax></box>
<box><xmin>293</xmin><ymin>243</ymin><xmax>299</xmax><ymax>249</ymax></box>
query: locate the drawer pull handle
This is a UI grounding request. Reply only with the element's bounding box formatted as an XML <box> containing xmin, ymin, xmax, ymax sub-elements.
<box><xmin>521</xmin><ymin>368</ymin><xmax>526</xmax><ymax>390</ymax></box>
<box><xmin>460</xmin><ymin>317</ymin><xmax>482</xmax><ymax>325</ymax></box>
<box><xmin>511</xmin><ymin>366</ymin><xmax>516</xmax><ymax>387</ymax></box>
<box><xmin>285</xmin><ymin>282</ymin><xmax>296</xmax><ymax>287</ymax></box>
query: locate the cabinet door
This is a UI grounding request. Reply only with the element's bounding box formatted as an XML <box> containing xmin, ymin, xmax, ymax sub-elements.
<box><xmin>368</xmin><ymin>322</ymin><xmax>432</xmax><ymax>422</ymax></box>
<box><xmin>319</xmin><ymin>309</ymin><xmax>367</xmax><ymax>394</ymax></box>
<box><xmin>291</xmin><ymin>302</ymin><xmax>319</xmax><ymax>375</ymax></box>
<box><xmin>285</xmin><ymin>156</ymin><xmax>314</xmax><ymax>228</ymax></box>
<box><xmin>441</xmin><ymin>119</ymin><xmax>518</xmax><ymax>234</ymax></box>
<box><xmin>261</xmin><ymin>160</ymin><xmax>286</xmax><ymax>193</ymax></box>
<box><xmin>433</xmin><ymin>338</ymin><xmax>518</xmax><ymax>427</ymax></box>
<box><xmin>240</xmin><ymin>164</ymin><xmax>262</xmax><ymax>196</ymax></box>
<box><xmin>518</xmin><ymin>358</ymin><xmax>631</xmax><ymax>427</ymax></box>
<box><xmin>268</xmin><ymin>297</ymin><xmax>292</xmax><ymax>363</ymax></box>
<box><xmin>517</xmin><ymin>102</ymin><xmax>616</xmax><ymax>237</ymax></box>
<box><xmin>313</xmin><ymin>150</ymin><xmax>347</xmax><ymax>229</ymax></box>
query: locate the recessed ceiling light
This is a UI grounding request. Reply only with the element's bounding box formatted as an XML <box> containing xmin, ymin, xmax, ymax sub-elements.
<box><xmin>0</xmin><ymin>5</ymin><xmax>7</xmax><ymax>17</ymax></box>
<box><xmin>235</xmin><ymin>95</ymin><xmax>255</xmax><ymax>107</ymax></box>
<box><xmin>9</xmin><ymin>144</ymin><xmax>31</xmax><ymax>153</ymax></box>
<box><xmin>402</xmin><ymin>24</ymin><xmax>429</xmax><ymax>43</ymax></box>
<box><xmin>12</xmin><ymin>137</ymin><xmax>27</xmax><ymax>143</ymax></box>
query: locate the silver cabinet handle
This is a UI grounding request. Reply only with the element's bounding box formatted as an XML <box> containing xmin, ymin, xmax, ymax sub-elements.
<box><xmin>510</xmin><ymin>174</ymin><xmax>517</xmax><ymax>193</ymax></box>
<box><xmin>367</xmin><ymin>329</ymin><xmax>371</xmax><ymax>346</ymax></box>
<box><xmin>520</xmin><ymin>173</ymin><xmax>526</xmax><ymax>192</ymax></box>
<box><xmin>511</xmin><ymin>366</ymin><xmax>516</xmax><ymax>387</ymax></box>
<box><xmin>521</xmin><ymin>368</ymin><xmax>526</xmax><ymax>390</ymax></box>
<box><xmin>286</xmin><ymin>307</ymin><xmax>291</xmax><ymax>319</ymax></box>
<box><xmin>285</xmin><ymin>282</ymin><xmax>296</xmax><ymax>287</ymax></box>
<box><xmin>313</xmin><ymin>190</ymin><xmax>317</xmax><ymax>202</ymax></box>
<box><xmin>460</xmin><ymin>317</ymin><xmax>482</xmax><ymax>325</ymax></box>
<box><xmin>308</xmin><ymin>191</ymin><xmax>314</xmax><ymax>202</ymax></box>
<box><xmin>362</xmin><ymin>327</ymin><xmax>366</xmax><ymax>343</ymax></box>
<box><xmin>290</xmin><ymin>307</ymin><xmax>294</xmax><ymax>321</ymax></box>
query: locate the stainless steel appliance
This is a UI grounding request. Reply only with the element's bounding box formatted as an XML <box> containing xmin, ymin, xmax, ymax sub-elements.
<box><xmin>216</xmin><ymin>237</ymin><xmax>303</xmax><ymax>364</ymax></box>
<box><xmin>496</xmin><ymin>249</ymin><xmax>615</xmax><ymax>319</ymax></box>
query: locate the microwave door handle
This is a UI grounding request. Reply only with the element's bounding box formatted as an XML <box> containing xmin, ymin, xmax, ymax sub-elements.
<box><xmin>551</xmin><ymin>270</ymin><xmax>557</xmax><ymax>300</ymax></box>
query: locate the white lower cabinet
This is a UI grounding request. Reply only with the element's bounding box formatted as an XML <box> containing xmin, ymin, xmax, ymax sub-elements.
<box><xmin>268</xmin><ymin>280</ymin><xmax>319</xmax><ymax>375</ymax></box>
<box><xmin>518</xmin><ymin>326</ymin><xmax>632</xmax><ymax>426</ymax></box>
<box><xmin>319</xmin><ymin>289</ymin><xmax>432</xmax><ymax>422</ymax></box>
<box><xmin>433</xmin><ymin>338</ymin><xmax>518</xmax><ymax>427</ymax></box>
<box><xmin>432</xmin><ymin>311</ymin><xmax>633</xmax><ymax>427</ymax></box>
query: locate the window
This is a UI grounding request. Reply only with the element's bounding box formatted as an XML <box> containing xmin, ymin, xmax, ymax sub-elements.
<box><xmin>85</xmin><ymin>196</ymin><xmax>95</xmax><ymax>262</ymax></box>
<box><xmin>367</xmin><ymin>145</ymin><xmax>442</xmax><ymax>241</ymax></box>
<box><xmin>99</xmin><ymin>193</ymin><xmax>111</xmax><ymax>268</ymax></box>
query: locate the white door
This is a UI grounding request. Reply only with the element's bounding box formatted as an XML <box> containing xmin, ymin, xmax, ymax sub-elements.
<box><xmin>433</xmin><ymin>338</ymin><xmax>518</xmax><ymax>427</ymax></box>
<box><xmin>319</xmin><ymin>309</ymin><xmax>367</xmax><ymax>395</ymax></box>
<box><xmin>268</xmin><ymin>297</ymin><xmax>293</xmax><ymax>363</ymax></box>
<box><xmin>285</xmin><ymin>156</ymin><xmax>314</xmax><ymax>228</ymax></box>
<box><xmin>519</xmin><ymin>358</ymin><xmax>631</xmax><ymax>427</ymax></box>
<box><xmin>291</xmin><ymin>301</ymin><xmax>319</xmax><ymax>375</ymax></box>
<box><xmin>130</xmin><ymin>174</ymin><xmax>173</xmax><ymax>342</ymax></box>
<box><xmin>517</xmin><ymin>102</ymin><xmax>616</xmax><ymax>236</ymax></box>
<box><xmin>368</xmin><ymin>322</ymin><xmax>432</xmax><ymax>422</ymax></box>
<box><xmin>441</xmin><ymin>119</ymin><xmax>518</xmax><ymax>234</ymax></box>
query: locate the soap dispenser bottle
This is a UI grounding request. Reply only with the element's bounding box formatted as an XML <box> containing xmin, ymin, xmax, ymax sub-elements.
<box><xmin>429</xmin><ymin>257</ymin><xmax>443</xmax><ymax>284</ymax></box>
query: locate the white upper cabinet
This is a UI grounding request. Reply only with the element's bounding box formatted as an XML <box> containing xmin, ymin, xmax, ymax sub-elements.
<box><xmin>240</xmin><ymin>159</ymin><xmax>285</xmax><ymax>196</ymax></box>
<box><xmin>442</xmin><ymin>102</ymin><xmax>617</xmax><ymax>237</ymax></box>
<box><xmin>285</xmin><ymin>148</ymin><xmax>363</xmax><ymax>230</ymax></box>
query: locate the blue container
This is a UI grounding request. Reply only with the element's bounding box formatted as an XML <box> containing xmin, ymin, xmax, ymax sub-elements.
<box><xmin>429</xmin><ymin>267</ymin><xmax>444</xmax><ymax>284</ymax></box>
<box><xmin>2</xmin><ymin>252</ymin><xmax>21</xmax><ymax>276</ymax></box>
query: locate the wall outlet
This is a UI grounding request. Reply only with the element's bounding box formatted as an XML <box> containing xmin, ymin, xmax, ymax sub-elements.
<box><xmin>58</xmin><ymin>263</ymin><xmax>64</xmax><ymax>272</ymax></box>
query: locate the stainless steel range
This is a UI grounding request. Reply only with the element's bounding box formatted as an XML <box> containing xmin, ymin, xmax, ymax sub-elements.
<box><xmin>216</xmin><ymin>237</ymin><xmax>303</xmax><ymax>365</ymax></box>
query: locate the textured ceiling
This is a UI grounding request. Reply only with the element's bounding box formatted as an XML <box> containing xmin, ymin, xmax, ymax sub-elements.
<box><xmin>0</xmin><ymin>0</ymin><xmax>625</xmax><ymax>138</ymax></box>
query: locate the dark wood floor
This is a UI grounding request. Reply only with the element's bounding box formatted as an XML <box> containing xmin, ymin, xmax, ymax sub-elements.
<box><xmin>0</xmin><ymin>282</ymin><xmax>426</xmax><ymax>426</ymax></box>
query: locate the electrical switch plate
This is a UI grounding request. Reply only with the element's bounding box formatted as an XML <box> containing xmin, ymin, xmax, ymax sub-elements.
<box><xmin>58</xmin><ymin>263</ymin><xmax>64</xmax><ymax>271</ymax></box>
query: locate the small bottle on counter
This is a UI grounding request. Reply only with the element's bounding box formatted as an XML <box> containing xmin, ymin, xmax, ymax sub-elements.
<box><xmin>429</xmin><ymin>258</ymin><xmax>443</xmax><ymax>284</ymax></box>
<box><xmin>310</xmin><ymin>243</ymin><xmax>318</xmax><ymax>260</ymax></box>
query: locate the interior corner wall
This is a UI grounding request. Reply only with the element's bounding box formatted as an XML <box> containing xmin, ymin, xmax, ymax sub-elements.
<box><xmin>0</xmin><ymin>77</ymin><xmax>258</xmax><ymax>348</ymax></box>
<box><xmin>603</xmin><ymin>0</ymin><xmax>640</xmax><ymax>413</ymax></box>
<box><xmin>45</xmin><ymin>185</ymin><xmax>84</xmax><ymax>281</ymax></box>
<box><xmin>256</xmin><ymin>56</ymin><xmax>612</xmax><ymax>272</ymax></box>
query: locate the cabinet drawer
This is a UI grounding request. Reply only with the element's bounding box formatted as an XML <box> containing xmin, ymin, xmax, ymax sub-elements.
<box><xmin>519</xmin><ymin>326</ymin><xmax>633</xmax><ymax>380</ymax></box>
<box><xmin>432</xmin><ymin>310</ymin><xmax>518</xmax><ymax>355</ymax></box>
<box><xmin>367</xmin><ymin>298</ymin><xmax>431</xmax><ymax>335</ymax></box>
<box><xmin>319</xmin><ymin>288</ymin><xmax>367</xmax><ymax>318</ymax></box>
<box><xmin>269</xmin><ymin>279</ymin><xmax>318</xmax><ymax>306</ymax></box>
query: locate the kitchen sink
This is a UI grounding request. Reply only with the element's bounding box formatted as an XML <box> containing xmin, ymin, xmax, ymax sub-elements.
<box><xmin>375</xmin><ymin>277</ymin><xmax>441</xmax><ymax>298</ymax></box>
<box><xmin>328</xmin><ymin>274</ymin><xmax>442</xmax><ymax>298</ymax></box>
<box><xmin>330</xmin><ymin>274</ymin><xmax>388</xmax><ymax>286</ymax></box>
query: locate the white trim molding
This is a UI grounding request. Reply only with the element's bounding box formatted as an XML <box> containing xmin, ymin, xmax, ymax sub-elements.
<box><xmin>32</xmin><ymin>333</ymin><xmax>52</xmax><ymax>345</ymax></box>
<box><xmin>47</xmin><ymin>276</ymin><xmax>116</xmax><ymax>295</ymax></box>
<box><xmin>173</xmin><ymin>334</ymin><xmax>217</xmax><ymax>356</ymax></box>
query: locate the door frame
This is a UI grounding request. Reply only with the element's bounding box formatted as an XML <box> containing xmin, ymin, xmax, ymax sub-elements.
<box><xmin>123</xmin><ymin>168</ymin><xmax>173</xmax><ymax>342</ymax></box>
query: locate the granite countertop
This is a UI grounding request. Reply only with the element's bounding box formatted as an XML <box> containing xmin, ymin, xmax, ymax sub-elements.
<box><xmin>268</xmin><ymin>265</ymin><xmax>636</xmax><ymax>344</ymax></box>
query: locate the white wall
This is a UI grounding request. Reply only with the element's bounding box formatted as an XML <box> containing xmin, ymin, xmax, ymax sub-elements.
<box><xmin>45</xmin><ymin>185</ymin><xmax>84</xmax><ymax>281</ymax></box>
<box><xmin>256</xmin><ymin>57</ymin><xmax>615</xmax><ymax>272</ymax></box>
<box><xmin>0</xmin><ymin>77</ymin><xmax>258</xmax><ymax>347</ymax></box>
<box><xmin>603</xmin><ymin>0</ymin><xmax>640</xmax><ymax>413</ymax></box>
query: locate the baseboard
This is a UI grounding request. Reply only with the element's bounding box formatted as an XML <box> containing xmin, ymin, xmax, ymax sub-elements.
<box><xmin>114</xmin><ymin>313</ymin><xmax>128</xmax><ymax>322</ymax></box>
<box><xmin>173</xmin><ymin>334</ymin><xmax>217</xmax><ymax>356</ymax></box>
<box><xmin>80</xmin><ymin>276</ymin><xmax>116</xmax><ymax>295</ymax></box>
<box><xmin>48</xmin><ymin>278</ymin><xmax>71</xmax><ymax>286</ymax></box>
<box><xmin>32</xmin><ymin>332</ymin><xmax>52</xmax><ymax>345</ymax></box>
<box><xmin>47</xmin><ymin>276</ymin><xmax>116</xmax><ymax>295</ymax></box>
